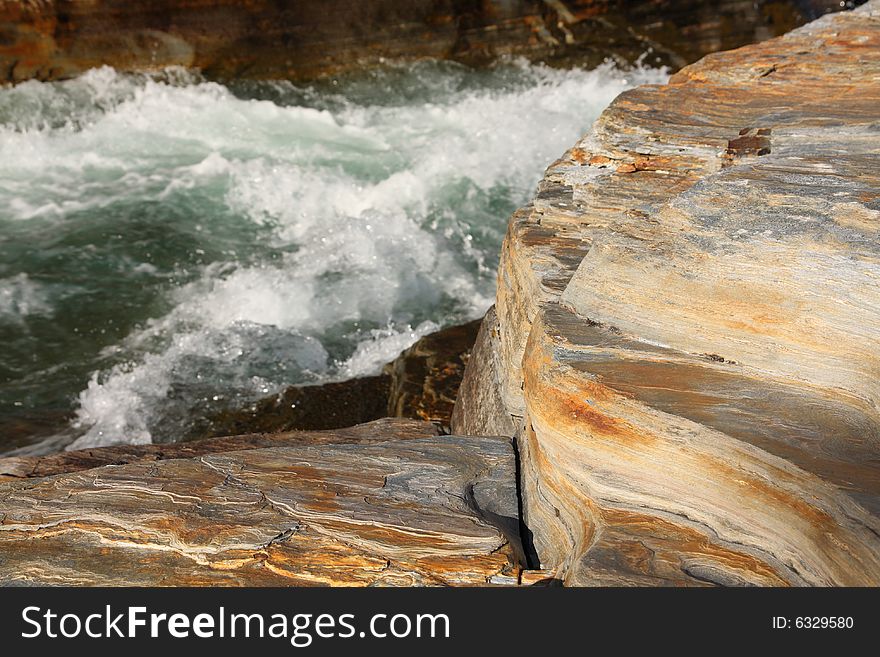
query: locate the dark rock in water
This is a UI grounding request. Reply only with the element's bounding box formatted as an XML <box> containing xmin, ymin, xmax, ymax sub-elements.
<box><xmin>0</xmin><ymin>417</ymin><xmax>439</xmax><ymax>480</ymax></box>
<box><xmin>0</xmin><ymin>0</ymin><xmax>859</xmax><ymax>84</ymax></box>
<box><xmin>0</xmin><ymin>321</ymin><xmax>478</xmax><ymax>457</ymax></box>
<box><xmin>0</xmin><ymin>409</ymin><xmax>74</xmax><ymax>454</ymax></box>
<box><xmin>206</xmin><ymin>374</ymin><xmax>392</xmax><ymax>437</ymax></box>
<box><xmin>203</xmin><ymin>319</ymin><xmax>482</xmax><ymax>439</ymax></box>
<box><xmin>0</xmin><ymin>431</ymin><xmax>522</xmax><ymax>586</ymax></box>
<box><xmin>384</xmin><ymin>318</ymin><xmax>482</xmax><ymax>431</ymax></box>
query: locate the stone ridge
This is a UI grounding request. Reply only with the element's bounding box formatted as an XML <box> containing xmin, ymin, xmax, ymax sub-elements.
<box><xmin>454</xmin><ymin>0</ymin><xmax>880</xmax><ymax>585</ymax></box>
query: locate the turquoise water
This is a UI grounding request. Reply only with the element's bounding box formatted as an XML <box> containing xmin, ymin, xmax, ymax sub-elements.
<box><xmin>0</xmin><ymin>60</ymin><xmax>665</xmax><ymax>454</ymax></box>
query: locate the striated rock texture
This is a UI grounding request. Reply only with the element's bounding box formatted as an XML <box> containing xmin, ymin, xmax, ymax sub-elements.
<box><xmin>0</xmin><ymin>417</ymin><xmax>439</xmax><ymax>480</ymax></box>
<box><xmin>455</xmin><ymin>1</ymin><xmax>880</xmax><ymax>585</ymax></box>
<box><xmin>0</xmin><ymin>426</ymin><xmax>523</xmax><ymax>586</ymax></box>
<box><xmin>451</xmin><ymin>307</ymin><xmax>517</xmax><ymax>439</ymax></box>
<box><xmin>0</xmin><ymin>0</ymin><xmax>857</xmax><ymax>84</ymax></box>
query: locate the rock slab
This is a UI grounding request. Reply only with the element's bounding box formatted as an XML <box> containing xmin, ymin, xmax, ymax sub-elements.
<box><xmin>456</xmin><ymin>1</ymin><xmax>880</xmax><ymax>585</ymax></box>
<box><xmin>0</xmin><ymin>418</ymin><xmax>440</xmax><ymax>480</ymax></box>
<box><xmin>0</xmin><ymin>430</ymin><xmax>521</xmax><ymax>586</ymax></box>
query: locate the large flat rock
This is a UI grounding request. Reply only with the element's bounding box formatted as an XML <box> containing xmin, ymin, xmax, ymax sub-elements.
<box><xmin>456</xmin><ymin>1</ymin><xmax>880</xmax><ymax>585</ymax></box>
<box><xmin>0</xmin><ymin>433</ymin><xmax>522</xmax><ymax>586</ymax></box>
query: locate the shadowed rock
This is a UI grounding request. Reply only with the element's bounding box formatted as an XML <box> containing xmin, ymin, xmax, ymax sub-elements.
<box><xmin>0</xmin><ymin>0</ymin><xmax>856</xmax><ymax>84</ymax></box>
<box><xmin>203</xmin><ymin>320</ymin><xmax>481</xmax><ymax>440</ymax></box>
<box><xmin>205</xmin><ymin>375</ymin><xmax>393</xmax><ymax>438</ymax></box>
<box><xmin>384</xmin><ymin>318</ymin><xmax>481</xmax><ymax>431</ymax></box>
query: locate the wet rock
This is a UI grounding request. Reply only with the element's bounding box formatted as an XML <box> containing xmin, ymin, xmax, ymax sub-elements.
<box><xmin>204</xmin><ymin>320</ymin><xmax>481</xmax><ymax>439</ymax></box>
<box><xmin>206</xmin><ymin>374</ymin><xmax>392</xmax><ymax>437</ymax></box>
<box><xmin>0</xmin><ymin>0</ymin><xmax>857</xmax><ymax>84</ymax></box>
<box><xmin>384</xmin><ymin>318</ymin><xmax>481</xmax><ymax>431</ymax></box>
<box><xmin>0</xmin><ymin>417</ymin><xmax>439</xmax><ymax>480</ymax></box>
<box><xmin>0</xmin><ymin>432</ymin><xmax>522</xmax><ymax>586</ymax></box>
<box><xmin>456</xmin><ymin>1</ymin><xmax>880</xmax><ymax>585</ymax></box>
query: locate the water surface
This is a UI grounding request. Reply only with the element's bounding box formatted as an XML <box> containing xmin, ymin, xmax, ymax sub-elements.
<box><xmin>0</xmin><ymin>60</ymin><xmax>665</xmax><ymax>454</ymax></box>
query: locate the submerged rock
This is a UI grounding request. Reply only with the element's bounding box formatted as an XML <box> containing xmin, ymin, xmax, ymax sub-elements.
<box><xmin>0</xmin><ymin>429</ymin><xmax>522</xmax><ymax>586</ymax></box>
<box><xmin>204</xmin><ymin>320</ymin><xmax>481</xmax><ymax>439</ymax></box>
<box><xmin>384</xmin><ymin>318</ymin><xmax>481</xmax><ymax>431</ymax></box>
<box><xmin>0</xmin><ymin>0</ymin><xmax>856</xmax><ymax>83</ymax></box>
<box><xmin>455</xmin><ymin>1</ymin><xmax>880</xmax><ymax>585</ymax></box>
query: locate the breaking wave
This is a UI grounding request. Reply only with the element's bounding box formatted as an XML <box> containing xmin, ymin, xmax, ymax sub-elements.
<box><xmin>0</xmin><ymin>60</ymin><xmax>666</xmax><ymax>453</ymax></box>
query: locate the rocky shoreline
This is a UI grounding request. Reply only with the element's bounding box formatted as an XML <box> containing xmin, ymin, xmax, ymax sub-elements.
<box><xmin>1</xmin><ymin>2</ymin><xmax>879</xmax><ymax>586</ymax></box>
<box><xmin>0</xmin><ymin>320</ymin><xmax>481</xmax><ymax>476</ymax></box>
<box><xmin>0</xmin><ymin>0</ymin><xmax>858</xmax><ymax>83</ymax></box>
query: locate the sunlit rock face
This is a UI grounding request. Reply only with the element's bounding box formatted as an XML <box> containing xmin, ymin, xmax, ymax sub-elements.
<box><xmin>0</xmin><ymin>0</ymin><xmax>856</xmax><ymax>83</ymax></box>
<box><xmin>0</xmin><ymin>420</ymin><xmax>523</xmax><ymax>586</ymax></box>
<box><xmin>455</xmin><ymin>1</ymin><xmax>880</xmax><ymax>586</ymax></box>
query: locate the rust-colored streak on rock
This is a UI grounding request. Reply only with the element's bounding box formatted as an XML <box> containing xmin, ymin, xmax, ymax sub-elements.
<box><xmin>454</xmin><ymin>2</ymin><xmax>880</xmax><ymax>586</ymax></box>
<box><xmin>0</xmin><ymin>433</ymin><xmax>522</xmax><ymax>586</ymax></box>
<box><xmin>584</xmin><ymin>509</ymin><xmax>792</xmax><ymax>586</ymax></box>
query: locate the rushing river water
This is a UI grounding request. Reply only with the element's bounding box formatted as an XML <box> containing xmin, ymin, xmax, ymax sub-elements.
<box><xmin>0</xmin><ymin>60</ymin><xmax>665</xmax><ymax>455</ymax></box>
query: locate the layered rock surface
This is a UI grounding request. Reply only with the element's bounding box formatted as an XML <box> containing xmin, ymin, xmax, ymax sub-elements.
<box><xmin>0</xmin><ymin>418</ymin><xmax>440</xmax><ymax>480</ymax></box>
<box><xmin>0</xmin><ymin>419</ymin><xmax>523</xmax><ymax>585</ymax></box>
<box><xmin>1</xmin><ymin>2</ymin><xmax>878</xmax><ymax>589</ymax></box>
<box><xmin>0</xmin><ymin>0</ymin><xmax>855</xmax><ymax>83</ymax></box>
<box><xmin>454</xmin><ymin>1</ymin><xmax>880</xmax><ymax>585</ymax></box>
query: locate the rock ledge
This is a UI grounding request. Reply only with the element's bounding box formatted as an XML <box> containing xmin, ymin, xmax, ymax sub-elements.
<box><xmin>455</xmin><ymin>1</ymin><xmax>880</xmax><ymax>586</ymax></box>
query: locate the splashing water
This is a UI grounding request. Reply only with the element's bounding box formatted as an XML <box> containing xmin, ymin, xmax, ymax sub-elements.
<box><xmin>0</xmin><ymin>60</ymin><xmax>666</xmax><ymax>454</ymax></box>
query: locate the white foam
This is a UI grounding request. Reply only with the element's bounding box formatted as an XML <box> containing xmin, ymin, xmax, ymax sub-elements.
<box><xmin>0</xmin><ymin>62</ymin><xmax>667</xmax><ymax>450</ymax></box>
<box><xmin>0</xmin><ymin>274</ymin><xmax>53</xmax><ymax>320</ymax></box>
<box><xmin>340</xmin><ymin>321</ymin><xmax>440</xmax><ymax>379</ymax></box>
